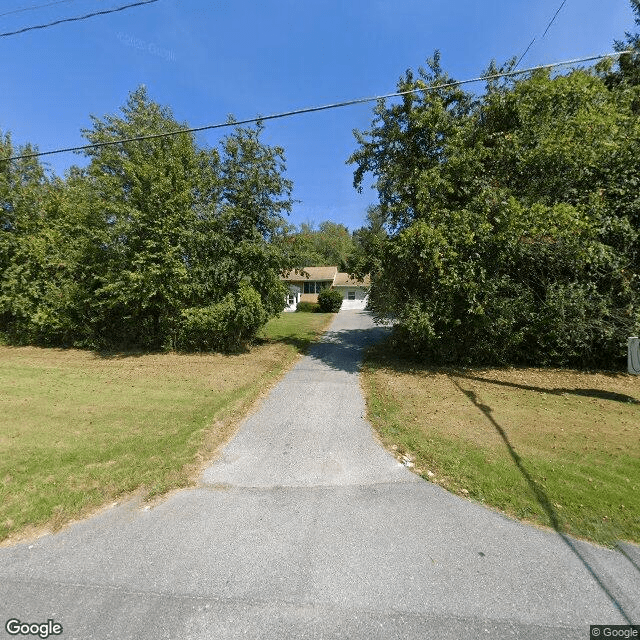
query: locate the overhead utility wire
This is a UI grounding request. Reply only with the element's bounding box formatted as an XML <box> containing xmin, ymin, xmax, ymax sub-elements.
<box><xmin>1</xmin><ymin>51</ymin><xmax>630</xmax><ymax>164</ymax></box>
<box><xmin>0</xmin><ymin>0</ymin><xmax>159</xmax><ymax>37</ymax></box>
<box><xmin>0</xmin><ymin>0</ymin><xmax>74</xmax><ymax>18</ymax></box>
<box><xmin>541</xmin><ymin>0</ymin><xmax>567</xmax><ymax>39</ymax></box>
<box><xmin>515</xmin><ymin>0</ymin><xmax>568</xmax><ymax>69</ymax></box>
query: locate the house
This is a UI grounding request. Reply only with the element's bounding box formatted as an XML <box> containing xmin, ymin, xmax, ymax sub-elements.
<box><xmin>282</xmin><ymin>266</ymin><xmax>370</xmax><ymax>311</ymax></box>
<box><xmin>284</xmin><ymin>283</ymin><xmax>301</xmax><ymax>312</ymax></box>
<box><xmin>332</xmin><ymin>271</ymin><xmax>371</xmax><ymax>310</ymax></box>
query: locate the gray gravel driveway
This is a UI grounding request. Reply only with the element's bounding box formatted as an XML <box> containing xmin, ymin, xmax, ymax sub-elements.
<box><xmin>1</xmin><ymin>310</ymin><xmax>638</xmax><ymax>639</ymax></box>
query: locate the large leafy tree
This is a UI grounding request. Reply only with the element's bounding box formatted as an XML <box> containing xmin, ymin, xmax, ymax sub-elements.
<box><xmin>608</xmin><ymin>0</ymin><xmax>640</xmax><ymax>90</ymax></box>
<box><xmin>0</xmin><ymin>133</ymin><xmax>58</xmax><ymax>343</ymax></box>
<box><xmin>1</xmin><ymin>87</ymin><xmax>295</xmax><ymax>351</ymax></box>
<box><xmin>349</xmin><ymin>52</ymin><xmax>474</xmax><ymax>233</ymax></box>
<box><xmin>2</xmin><ymin>170</ymin><xmax>110</xmax><ymax>346</ymax></box>
<box><xmin>349</xmin><ymin>50</ymin><xmax>639</xmax><ymax>368</ymax></box>
<box><xmin>80</xmin><ymin>89</ymin><xmax>295</xmax><ymax>350</ymax></box>
<box><xmin>0</xmin><ymin>133</ymin><xmax>48</xmax><ymax>275</ymax></box>
<box><xmin>211</xmin><ymin>121</ymin><xmax>293</xmax><ymax>320</ymax></box>
<box><xmin>80</xmin><ymin>86</ymin><xmax>209</xmax><ymax>348</ymax></box>
<box><xmin>348</xmin><ymin>205</ymin><xmax>387</xmax><ymax>281</ymax></box>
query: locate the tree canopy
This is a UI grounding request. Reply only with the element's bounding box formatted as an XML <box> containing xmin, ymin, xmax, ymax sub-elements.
<box><xmin>348</xmin><ymin>40</ymin><xmax>640</xmax><ymax>368</ymax></box>
<box><xmin>1</xmin><ymin>87</ymin><xmax>294</xmax><ymax>351</ymax></box>
<box><xmin>280</xmin><ymin>220</ymin><xmax>355</xmax><ymax>270</ymax></box>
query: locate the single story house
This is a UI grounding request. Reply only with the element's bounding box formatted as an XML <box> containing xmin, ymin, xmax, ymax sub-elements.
<box><xmin>282</xmin><ymin>266</ymin><xmax>370</xmax><ymax>311</ymax></box>
<box><xmin>332</xmin><ymin>271</ymin><xmax>371</xmax><ymax>310</ymax></box>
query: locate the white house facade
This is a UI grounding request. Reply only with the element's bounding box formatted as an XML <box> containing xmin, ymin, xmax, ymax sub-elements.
<box><xmin>281</xmin><ymin>267</ymin><xmax>370</xmax><ymax>311</ymax></box>
<box><xmin>284</xmin><ymin>284</ymin><xmax>301</xmax><ymax>312</ymax></box>
<box><xmin>332</xmin><ymin>272</ymin><xmax>370</xmax><ymax>310</ymax></box>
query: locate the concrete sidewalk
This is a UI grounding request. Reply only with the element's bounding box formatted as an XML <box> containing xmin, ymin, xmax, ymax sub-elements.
<box><xmin>1</xmin><ymin>311</ymin><xmax>638</xmax><ymax>640</ymax></box>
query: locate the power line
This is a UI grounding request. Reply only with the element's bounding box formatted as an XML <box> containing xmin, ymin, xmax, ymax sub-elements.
<box><xmin>515</xmin><ymin>0</ymin><xmax>568</xmax><ymax>69</ymax></box>
<box><xmin>1</xmin><ymin>50</ymin><xmax>630</xmax><ymax>164</ymax></box>
<box><xmin>0</xmin><ymin>0</ymin><xmax>159</xmax><ymax>38</ymax></box>
<box><xmin>516</xmin><ymin>37</ymin><xmax>537</xmax><ymax>70</ymax></box>
<box><xmin>541</xmin><ymin>0</ymin><xmax>567</xmax><ymax>39</ymax></box>
<box><xmin>0</xmin><ymin>0</ymin><xmax>75</xmax><ymax>18</ymax></box>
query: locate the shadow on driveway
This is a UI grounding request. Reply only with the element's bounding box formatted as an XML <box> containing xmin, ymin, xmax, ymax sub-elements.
<box><xmin>304</xmin><ymin>323</ymin><xmax>392</xmax><ymax>375</ymax></box>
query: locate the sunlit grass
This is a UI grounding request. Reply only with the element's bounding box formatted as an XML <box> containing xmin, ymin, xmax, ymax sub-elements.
<box><xmin>363</xmin><ymin>342</ymin><xmax>640</xmax><ymax>547</ymax></box>
<box><xmin>0</xmin><ymin>312</ymin><xmax>334</xmax><ymax>544</ymax></box>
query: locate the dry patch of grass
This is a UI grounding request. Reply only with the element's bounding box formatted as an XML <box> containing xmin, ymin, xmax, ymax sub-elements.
<box><xmin>363</xmin><ymin>344</ymin><xmax>640</xmax><ymax>547</ymax></box>
<box><xmin>0</xmin><ymin>312</ymin><xmax>334</xmax><ymax>545</ymax></box>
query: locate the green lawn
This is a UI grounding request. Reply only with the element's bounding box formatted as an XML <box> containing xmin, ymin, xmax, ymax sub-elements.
<box><xmin>258</xmin><ymin>310</ymin><xmax>334</xmax><ymax>350</ymax></box>
<box><xmin>0</xmin><ymin>312</ymin><xmax>335</xmax><ymax>544</ymax></box>
<box><xmin>363</xmin><ymin>342</ymin><xmax>640</xmax><ymax>547</ymax></box>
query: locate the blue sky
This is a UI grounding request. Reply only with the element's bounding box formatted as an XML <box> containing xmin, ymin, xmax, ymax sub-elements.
<box><xmin>0</xmin><ymin>0</ymin><xmax>636</xmax><ymax>232</ymax></box>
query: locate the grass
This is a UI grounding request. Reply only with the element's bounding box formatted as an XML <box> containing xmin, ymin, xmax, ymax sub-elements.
<box><xmin>0</xmin><ymin>312</ymin><xmax>335</xmax><ymax>545</ymax></box>
<box><xmin>362</xmin><ymin>342</ymin><xmax>640</xmax><ymax>547</ymax></box>
<box><xmin>257</xmin><ymin>310</ymin><xmax>332</xmax><ymax>350</ymax></box>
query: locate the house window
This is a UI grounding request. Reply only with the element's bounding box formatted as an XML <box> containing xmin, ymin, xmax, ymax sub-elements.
<box><xmin>347</xmin><ymin>291</ymin><xmax>356</xmax><ymax>300</ymax></box>
<box><xmin>287</xmin><ymin>294</ymin><xmax>295</xmax><ymax>305</ymax></box>
<box><xmin>303</xmin><ymin>281</ymin><xmax>329</xmax><ymax>294</ymax></box>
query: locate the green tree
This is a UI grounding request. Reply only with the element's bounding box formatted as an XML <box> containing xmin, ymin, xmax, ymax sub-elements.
<box><xmin>212</xmin><ymin>121</ymin><xmax>293</xmax><ymax>320</ymax></box>
<box><xmin>349</xmin><ymin>52</ymin><xmax>474</xmax><ymax>232</ymax></box>
<box><xmin>609</xmin><ymin>0</ymin><xmax>640</xmax><ymax>91</ymax></box>
<box><xmin>0</xmin><ymin>133</ymin><xmax>48</xmax><ymax>275</ymax></box>
<box><xmin>0</xmin><ymin>133</ymin><xmax>56</xmax><ymax>343</ymax></box>
<box><xmin>80</xmin><ymin>86</ymin><xmax>206</xmax><ymax>349</ymax></box>
<box><xmin>313</xmin><ymin>221</ymin><xmax>354</xmax><ymax>269</ymax></box>
<box><xmin>279</xmin><ymin>220</ymin><xmax>355</xmax><ymax>270</ymax></box>
<box><xmin>348</xmin><ymin>205</ymin><xmax>387</xmax><ymax>281</ymax></box>
<box><xmin>77</xmin><ymin>88</ymin><xmax>294</xmax><ymax>350</ymax></box>
<box><xmin>349</xmin><ymin>53</ymin><xmax>640</xmax><ymax>368</ymax></box>
<box><xmin>1</xmin><ymin>88</ymin><xmax>295</xmax><ymax>351</ymax></box>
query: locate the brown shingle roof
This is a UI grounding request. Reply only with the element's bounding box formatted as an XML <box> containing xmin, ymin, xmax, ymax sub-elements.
<box><xmin>282</xmin><ymin>266</ymin><xmax>338</xmax><ymax>282</ymax></box>
<box><xmin>333</xmin><ymin>272</ymin><xmax>371</xmax><ymax>287</ymax></box>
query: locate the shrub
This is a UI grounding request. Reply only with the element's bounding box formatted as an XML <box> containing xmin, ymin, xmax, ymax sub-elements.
<box><xmin>296</xmin><ymin>301</ymin><xmax>320</xmax><ymax>313</ymax></box>
<box><xmin>177</xmin><ymin>283</ymin><xmax>267</xmax><ymax>352</ymax></box>
<box><xmin>317</xmin><ymin>288</ymin><xmax>343</xmax><ymax>313</ymax></box>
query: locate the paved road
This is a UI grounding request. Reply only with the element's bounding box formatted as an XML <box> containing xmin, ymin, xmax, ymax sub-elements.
<box><xmin>1</xmin><ymin>311</ymin><xmax>638</xmax><ymax>640</ymax></box>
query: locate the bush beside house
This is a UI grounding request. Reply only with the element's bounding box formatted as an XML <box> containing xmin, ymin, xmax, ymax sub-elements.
<box><xmin>317</xmin><ymin>288</ymin><xmax>344</xmax><ymax>313</ymax></box>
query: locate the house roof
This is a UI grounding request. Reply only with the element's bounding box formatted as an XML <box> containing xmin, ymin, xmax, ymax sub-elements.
<box><xmin>333</xmin><ymin>272</ymin><xmax>371</xmax><ymax>287</ymax></box>
<box><xmin>282</xmin><ymin>266</ymin><xmax>338</xmax><ymax>282</ymax></box>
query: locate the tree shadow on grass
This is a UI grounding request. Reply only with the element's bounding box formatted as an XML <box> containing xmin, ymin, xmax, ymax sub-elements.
<box><xmin>365</xmin><ymin>340</ymin><xmax>639</xmax><ymax>405</ymax></box>
<box><xmin>253</xmin><ymin>334</ymin><xmax>315</xmax><ymax>355</ymax></box>
<box><xmin>453</xmin><ymin>373</ymin><xmax>640</xmax><ymax>405</ymax></box>
<box><xmin>94</xmin><ymin>349</ymin><xmax>163</xmax><ymax>360</ymax></box>
<box><xmin>451</xmin><ymin>379</ymin><xmax>638</xmax><ymax>624</ymax></box>
<box><xmin>95</xmin><ymin>347</ymin><xmax>254</xmax><ymax>360</ymax></box>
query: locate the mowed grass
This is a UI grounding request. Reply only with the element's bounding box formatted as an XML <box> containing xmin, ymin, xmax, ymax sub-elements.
<box><xmin>0</xmin><ymin>312</ymin><xmax>334</xmax><ymax>544</ymax></box>
<box><xmin>363</xmin><ymin>343</ymin><xmax>640</xmax><ymax>547</ymax></box>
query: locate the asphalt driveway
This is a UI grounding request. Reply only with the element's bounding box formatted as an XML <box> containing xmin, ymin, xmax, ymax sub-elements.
<box><xmin>1</xmin><ymin>311</ymin><xmax>638</xmax><ymax>639</ymax></box>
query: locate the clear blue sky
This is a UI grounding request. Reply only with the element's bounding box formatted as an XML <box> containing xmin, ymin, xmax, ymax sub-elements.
<box><xmin>1</xmin><ymin>0</ymin><xmax>635</xmax><ymax>232</ymax></box>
